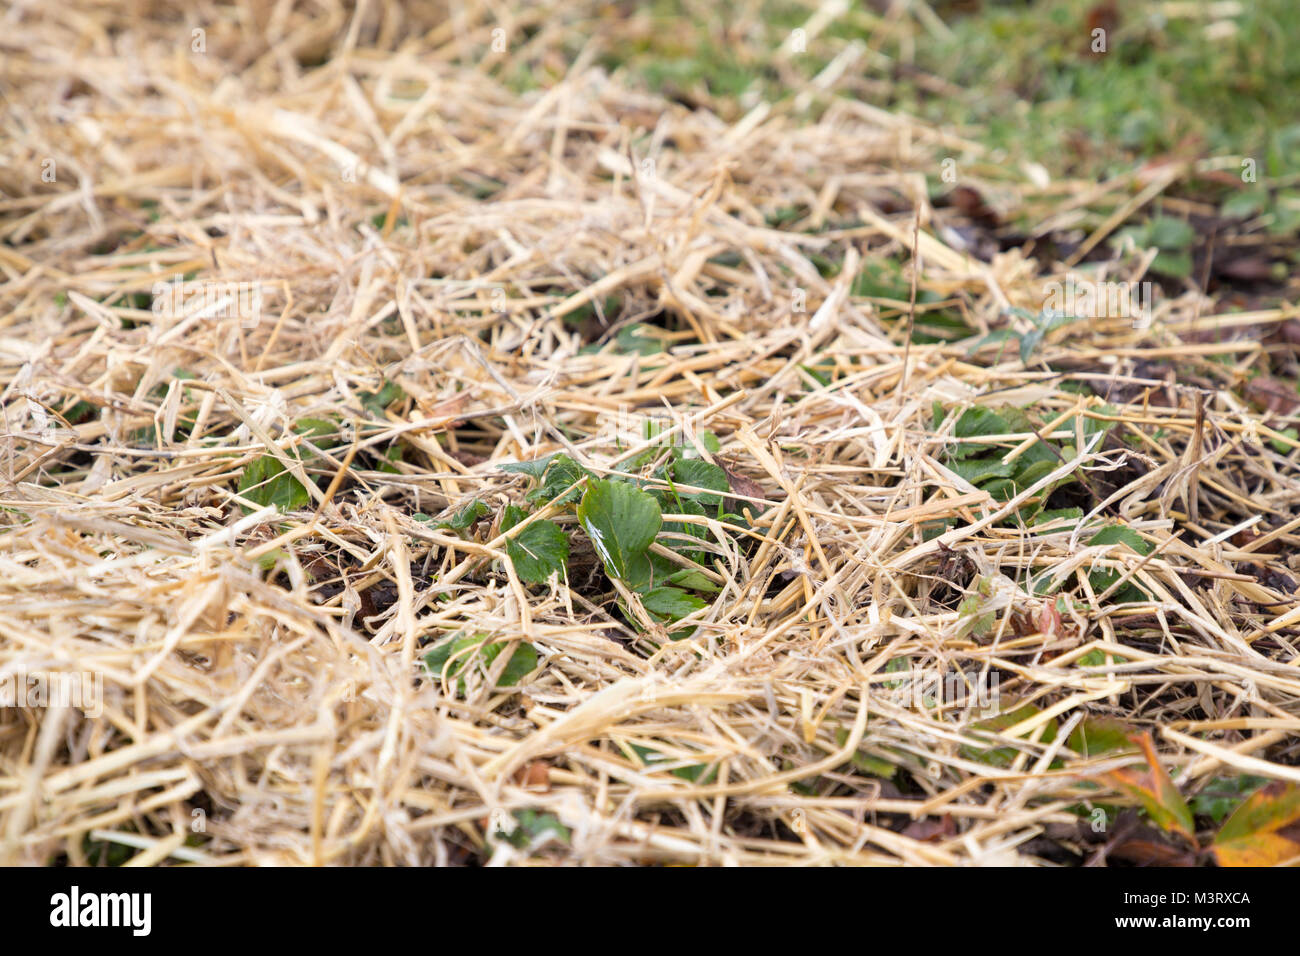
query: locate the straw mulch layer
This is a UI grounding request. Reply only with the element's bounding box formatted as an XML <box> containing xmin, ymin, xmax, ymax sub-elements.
<box><xmin>2</xmin><ymin>3</ymin><xmax>1299</xmax><ymax>866</ymax></box>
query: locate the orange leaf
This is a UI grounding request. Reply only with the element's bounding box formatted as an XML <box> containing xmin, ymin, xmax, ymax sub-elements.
<box><xmin>1103</xmin><ymin>732</ymin><xmax>1195</xmax><ymax>844</ymax></box>
<box><xmin>514</xmin><ymin>760</ymin><xmax>551</xmax><ymax>793</ymax></box>
<box><xmin>1213</xmin><ymin>781</ymin><xmax>1300</xmax><ymax>867</ymax></box>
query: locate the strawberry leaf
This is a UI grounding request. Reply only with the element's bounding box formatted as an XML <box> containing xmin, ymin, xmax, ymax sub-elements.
<box><xmin>501</xmin><ymin>504</ymin><xmax>569</xmax><ymax>584</ymax></box>
<box><xmin>577</xmin><ymin>479</ymin><xmax>661</xmax><ymax>590</ymax></box>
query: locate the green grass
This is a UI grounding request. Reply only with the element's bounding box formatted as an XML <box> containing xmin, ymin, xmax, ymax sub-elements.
<box><xmin>892</xmin><ymin>0</ymin><xmax>1300</xmax><ymax>180</ymax></box>
<box><xmin>574</xmin><ymin>0</ymin><xmax>1300</xmax><ymax>183</ymax></box>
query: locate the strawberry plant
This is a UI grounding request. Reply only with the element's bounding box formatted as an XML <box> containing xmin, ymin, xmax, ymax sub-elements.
<box><xmin>237</xmin><ymin>416</ymin><xmax>341</xmax><ymax>512</ymax></box>
<box><xmin>931</xmin><ymin>402</ymin><xmax>1116</xmax><ymax>510</ymax></box>
<box><xmin>424</xmin><ymin>633</ymin><xmax>539</xmax><ymax>697</ymax></box>
<box><xmin>932</xmin><ymin>402</ymin><xmax>1153</xmax><ymax>604</ymax></box>
<box><xmin>490</xmin><ymin>435</ymin><xmax>760</xmax><ymax>640</ymax></box>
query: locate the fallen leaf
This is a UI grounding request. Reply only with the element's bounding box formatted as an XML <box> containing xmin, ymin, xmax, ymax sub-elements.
<box><xmin>1278</xmin><ymin>320</ymin><xmax>1300</xmax><ymax>347</ymax></box>
<box><xmin>1244</xmin><ymin>377</ymin><xmax>1300</xmax><ymax>416</ymax></box>
<box><xmin>1212</xmin><ymin>781</ymin><xmax>1300</xmax><ymax>867</ymax></box>
<box><xmin>945</xmin><ymin>186</ymin><xmax>1000</xmax><ymax>227</ymax></box>
<box><xmin>1102</xmin><ymin>732</ymin><xmax>1195</xmax><ymax>845</ymax></box>
<box><xmin>902</xmin><ymin>815</ymin><xmax>956</xmax><ymax>843</ymax></box>
<box><xmin>1083</xmin><ymin>1</ymin><xmax>1119</xmax><ymax>58</ymax></box>
<box><xmin>423</xmin><ymin>392</ymin><xmax>472</xmax><ymax>419</ymax></box>
<box><xmin>1216</xmin><ymin>256</ymin><xmax>1275</xmax><ymax>283</ymax></box>
<box><xmin>1108</xmin><ymin>835</ymin><xmax>1198</xmax><ymax>866</ymax></box>
<box><xmin>719</xmin><ymin>462</ymin><xmax>768</xmax><ymax>516</ymax></box>
<box><xmin>515</xmin><ymin>760</ymin><xmax>551</xmax><ymax>793</ymax></box>
<box><xmin>1230</xmin><ymin>528</ymin><xmax>1277</xmax><ymax>553</ymax></box>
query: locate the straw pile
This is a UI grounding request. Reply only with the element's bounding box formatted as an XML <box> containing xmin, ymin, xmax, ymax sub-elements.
<box><xmin>2</xmin><ymin>1</ymin><xmax>1298</xmax><ymax>865</ymax></box>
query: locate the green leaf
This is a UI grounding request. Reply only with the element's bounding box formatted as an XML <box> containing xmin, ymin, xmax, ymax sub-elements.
<box><xmin>1191</xmin><ymin>775</ymin><xmax>1272</xmax><ymax>825</ymax></box>
<box><xmin>1268</xmin><ymin>200</ymin><xmax>1300</xmax><ymax>236</ymax></box>
<box><xmin>358</xmin><ymin>380</ymin><xmax>404</xmax><ymax>416</ymax></box>
<box><xmin>665</xmin><ymin>568</ymin><xmax>720</xmax><ymax>592</ymax></box>
<box><xmin>293</xmin><ymin>417</ymin><xmax>339</xmax><ymax>447</ymax></box>
<box><xmin>480</xmin><ymin>639</ymin><xmax>539</xmax><ymax>687</ymax></box>
<box><xmin>1222</xmin><ymin>190</ymin><xmax>1268</xmax><ymax>220</ymax></box>
<box><xmin>664</xmin><ymin>458</ymin><xmax>729</xmax><ymax>509</ymax></box>
<box><xmin>640</xmin><ymin>585</ymin><xmax>707</xmax><ymax>622</ymax></box>
<box><xmin>1146</xmin><ymin>215</ymin><xmax>1195</xmax><ymax>250</ymax></box>
<box><xmin>948</xmin><ymin>407</ymin><xmax>1012</xmax><ymax>459</ymax></box>
<box><xmin>1118</xmin><ymin>217</ymin><xmax>1195</xmax><ymax>277</ymax></box>
<box><xmin>956</xmin><ymin>592</ymin><xmax>997</xmax><ymax>638</ymax></box>
<box><xmin>949</xmin><ymin>456</ymin><xmax>1015</xmax><ymax>486</ymax></box>
<box><xmin>655</xmin><ymin>502</ymin><xmax>709</xmax><ymax>556</ymax></box>
<box><xmin>1088</xmin><ymin>525</ymin><xmax>1151</xmax><ymax>556</ymax></box>
<box><xmin>1269</xmin><ymin>427</ymin><xmax>1298</xmax><ymax>454</ymax></box>
<box><xmin>424</xmin><ymin>633</ymin><xmax>480</xmax><ymax>690</ymax></box>
<box><xmin>1034</xmin><ymin>507</ymin><xmax>1084</xmax><ymax>527</ymax></box>
<box><xmin>883</xmin><ymin>656</ymin><xmax>910</xmax><ymax>689</ymax></box>
<box><xmin>237</xmin><ymin>417</ymin><xmax>346</xmax><ymax>512</ymax></box>
<box><xmin>1077</xmin><ymin>648</ymin><xmax>1128</xmax><ymax>668</ymax></box>
<box><xmin>1034</xmin><ymin>509</ymin><xmax>1086</xmax><ymax>530</ymax></box>
<box><xmin>965</xmin><ymin>327</ymin><xmax>1019</xmax><ymax>356</ymax></box>
<box><xmin>835</xmin><ymin>727</ymin><xmax>897</xmax><ymax>779</ymax></box>
<box><xmin>525</xmin><ymin>454</ymin><xmax>593</xmax><ymax>507</ymax></box>
<box><xmin>423</xmin><ymin>633</ymin><xmax>538</xmax><ymax>695</ymax></box>
<box><xmin>653</xmin><ymin>459</ymin><xmax>728</xmax><ymax>554</ymax></box>
<box><xmin>501</xmin><ymin>505</ymin><xmax>569</xmax><ymax>584</ymax></box>
<box><xmin>1019</xmin><ymin>327</ymin><xmax>1044</xmax><ymax>363</ymax></box>
<box><xmin>238</xmin><ymin>454</ymin><xmax>311</xmax><ymax>512</ymax></box>
<box><xmin>1152</xmin><ymin>250</ymin><xmax>1193</xmax><ymax>278</ymax></box>
<box><xmin>256</xmin><ymin>548</ymin><xmax>287</xmax><ymax>571</ymax></box>
<box><xmin>499</xmin><ymin>455</ymin><xmax>558</xmax><ymax>479</ymax></box>
<box><xmin>1087</xmin><ymin>524</ymin><xmax>1152</xmax><ymax>602</ymax></box>
<box><xmin>495</xmin><ymin>809</ymin><xmax>570</xmax><ymax>849</ymax></box>
<box><xmin>60</xmin><ymin>399</ymin><xmax>96</xmax><ymax>424</ymax></box>
<box><xmin>615</xmin><ymin>323</ymin><xmax>666</xmax><ymax>356</ymax></box>
<box><xmin>980</xmin><ymin>477</ymin><xmax>1017</xmax><ymax>501</ymax></box>
<box><xmin>961</xmin><ymin>704</ymin><xmax>1058</xmax><ymax>768</ymax></box>
<box><xmin>432</xmin><ymin>499</ymin><xmax>490</xmax><ymax>531</ymax></box>
<box><xmin>628</xmin><ymin>744</ymin><xmax>717</xmax><ymax>784</ymax></box>
<box><xmin>1067</xmin><ymin>718</ymin><xmax>1136</xmax><ymax>757</ymax></box>
<box><xmin>800</xmin><ymin>362</ymin><xmax>834</xmax><ymax>387</ymax></box>
<box><xmin>1081</xmin><ymin>404</ymin><xmax>1118</xmax><ymax>446</ymax></box>
<box><xmin>1010</xmin><ymin>458</ymin><xmax>1057</xmax><ymax>489</ymax></box>
<box><xmin>667</xmin><ymin>761</ymin><xmax>717</xmax><ymax>783</ymax></box>
<box><xmin>502</xmin><ymin>454</ymin><xmax>594</xmax><ymax>506</ymax></box>
<box><xmin>577</xmin><ymin>479</ymin><xmax>661</xmax><ymax>589</ymax></box>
